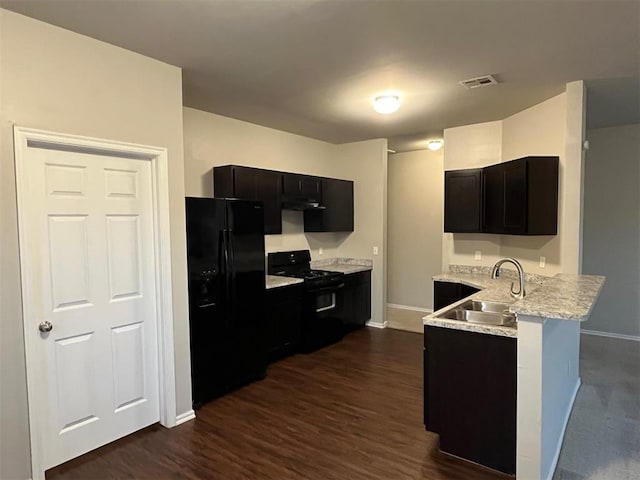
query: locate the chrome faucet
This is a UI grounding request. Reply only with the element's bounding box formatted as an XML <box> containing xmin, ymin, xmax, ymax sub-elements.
<box><xmin>491</xmin><ymin>258</ymin><xmax>526</xmax><ymax>299</ymax></box>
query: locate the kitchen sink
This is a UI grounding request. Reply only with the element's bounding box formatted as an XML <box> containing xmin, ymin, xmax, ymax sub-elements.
<box><xmin>460</xmin><ymin>300</ymin><xmax>511</xmax><ymax>313</ymax></box>
<box><xmin>436</xmin><ymin>300</ymin><xmax>516</xmax><ymax>327</ymax></box>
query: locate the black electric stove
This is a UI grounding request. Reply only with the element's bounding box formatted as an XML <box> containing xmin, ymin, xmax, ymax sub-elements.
<box><xmin>268</xmin><ymin>250</ymin><xmax>345</xmax><ymax>352</ymax></box>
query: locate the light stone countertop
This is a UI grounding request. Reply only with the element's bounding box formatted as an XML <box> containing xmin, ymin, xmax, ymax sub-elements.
<box><xmin>512</xmin><ymin>273</ymin><xmax>606</xmax><ymax>320</ymax></box>
<box><xmin>266</xmin><ymin>275</ymin><xmax>304</xmax><ymax>290</ymax></box>
<box><xmin>266</xmin><ymin>258</ymin><xmax>372</xmax><ymax>289</ymax></box>
<box><xmin>311</xmin><ymin>257</ymin><xmax>373</xmax><ymax>275</ymax></box>
<box><xmin>425</xmin><ymin>266</ymin><xmax>605</xmax><ymax>338</ymax></box>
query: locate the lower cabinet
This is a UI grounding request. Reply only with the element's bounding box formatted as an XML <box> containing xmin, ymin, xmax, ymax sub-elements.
<box><xmin>433</xmin><ymin>280</ymin><xmax>480</xmax><ymax>311</ymax></box>
<box><xmin>265</xmin><ymin>284</ymin><xmax>303</xmax><ymax>362</ymax></box>
<box><xmin>424</xmin><ymin>326</ymin><xmax>516</xmax><ymax>475</ymax></box>
<box><xmin>339</xmin><ymin>270</ymin><xmax>371</xmax><ymax>331</ymax></box>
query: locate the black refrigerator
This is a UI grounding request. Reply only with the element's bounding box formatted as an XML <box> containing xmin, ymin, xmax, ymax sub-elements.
<box><xmin>185</xmin><ymin>197</ymin><xmax>267</xmax><ymax>408</ymax></box>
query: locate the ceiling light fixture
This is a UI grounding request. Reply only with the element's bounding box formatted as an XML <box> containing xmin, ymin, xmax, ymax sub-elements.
<box><xmin>374</xmin><ymin>94</ymin><xmax>401</xmax><ymax>114</ymax></box>
<box><xmin>427</xmin><ymin>140</ymin><xmax>444</xmax><ymax>151</ymax></box>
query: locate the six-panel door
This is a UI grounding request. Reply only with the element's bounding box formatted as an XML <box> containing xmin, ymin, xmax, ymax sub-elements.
<box><xmin>23</xmin><ymin>147</ymin><xmax>160</xmax><ymax>469</ymax></box>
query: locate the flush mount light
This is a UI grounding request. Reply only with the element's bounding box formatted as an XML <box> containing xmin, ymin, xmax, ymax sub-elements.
<box><xmin>427</xmin><ymin>140</ymin><xmax>444</xmax><ymax>151</ymax></box>
<box><xmin>373</xmin><ymin>94</ymin><xmax>401</xmax><ymax>114</ymax></box>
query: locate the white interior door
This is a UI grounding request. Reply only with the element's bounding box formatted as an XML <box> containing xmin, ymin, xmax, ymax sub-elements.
<box><xmin>19</xmin><ymin>145</ymin><xmax>160</xmax><ymax>470</ymax></box>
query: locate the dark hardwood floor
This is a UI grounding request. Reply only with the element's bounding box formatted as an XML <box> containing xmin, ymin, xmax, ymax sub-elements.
<box><xmin>47</xmin><ymin>328</ymin><xmax>510</xmax><ymax>479</ymax></box>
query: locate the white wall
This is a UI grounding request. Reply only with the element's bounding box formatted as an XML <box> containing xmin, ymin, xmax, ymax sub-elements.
<box><xmin>183</xmin><ymin>107</ymin><xmax>388</xmax><ymax>325</ymax></box>
<box><xmin>0</xmin><ymin>10</ymin><xmax>190</xmax><ymax>479</ymax></box>
<box><xmin>333</xmin><ymin>139</ymin><xmax>388</xmax><ymax>327</ymax></box>
<box><xmin>582</xmin><ymin>124</ymin><xmax>640</xmax><ymax>338</ymax></box>
<box><xmin>441</xmin><ymin>85</ymin><xmax>585</xmax><ymax>276</ymax></box>
<box><xmin>388</xmin><ymin>149</ymin><xmax>443</xmax><ymax>310</ymax></box>
<box><xmin>443</xmin><ymin>121</ymin><xmax>503</xmax><ymax>170</ymax></box>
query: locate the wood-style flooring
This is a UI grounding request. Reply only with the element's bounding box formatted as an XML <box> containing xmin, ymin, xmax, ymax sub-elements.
<box><xmin>47</xmin><ymin>328</ymin><xmax>509</xmax><ymax>479</ymax></box>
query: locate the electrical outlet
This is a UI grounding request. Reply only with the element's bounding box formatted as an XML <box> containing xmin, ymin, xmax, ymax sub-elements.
<box><xmin>319</xmin><ymin>247</ymin><xmax>323</xmax><ymax>255</ymax></box>
<box><xmin>539</xmin><ymin>256</ymin><xmax>546</xmax><ymax>268</ymax></box>
<box><xmin>373</xmin><ymin>246</ymin><xmax>379</xmax><ymax>255</ymax></box>
<box><xmin>475</xmin><ymin>250</ymin><xmax>482</xmax><ymax>261</ymax></box>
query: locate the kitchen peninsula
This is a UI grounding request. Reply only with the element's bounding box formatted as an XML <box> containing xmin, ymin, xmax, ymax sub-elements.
<box><xmin>424</xmin><ymin>265</ymin><xmax>605</xmax><ymax>480</ymax></box>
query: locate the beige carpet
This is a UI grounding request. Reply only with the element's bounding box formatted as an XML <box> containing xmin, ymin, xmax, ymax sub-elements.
<box><xmin>554</xmin><ymin>334</ymin><xmax>640</xmax><ymax>480</ymax></box>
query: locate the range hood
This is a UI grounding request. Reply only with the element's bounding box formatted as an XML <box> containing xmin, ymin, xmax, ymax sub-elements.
<box><xmin>281</xmin><ymin>198</ymin><xmax>326</xmax><ymax>211</ymax></box>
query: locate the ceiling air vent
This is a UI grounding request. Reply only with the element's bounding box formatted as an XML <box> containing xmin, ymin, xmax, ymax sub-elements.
<box><xmin>459</xmin><ymin>75</ymin><xmax>499</xmax><ymax>89</ymax></box>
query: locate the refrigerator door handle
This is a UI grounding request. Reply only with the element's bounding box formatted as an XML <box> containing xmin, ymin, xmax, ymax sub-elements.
<box><xmin>221</xmin><ymin>229</ymin><xmax>232</xmax><ymax>306</ymax></box>
<box><xmin>225</xmin><ymin>228</ymin><xmax>238</xmax><ymax>315</ymax></box>
<box><xmin>219</xmin><ymin>229</ymin><xmax>227</xmax><ymax>275</ymax></box>
<box><xmin>227</xmin><ymin>228</ymin><xmax>235</xmax><ymax>276</ymax></box>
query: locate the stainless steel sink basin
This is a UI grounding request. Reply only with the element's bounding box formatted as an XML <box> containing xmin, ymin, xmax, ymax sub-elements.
<box><xmin>440</xmin><ymin>309</ymin><xmax>517</xmax><ymax>327</ymax></box>
<box><xmin>436</xmin><ymin>300</ymin><xmax>516</xmax><ymax>327</ymax></box>
<box><xmin>460</xmin><ymin>300</ymin><xmax>511</xmax><ymax>313</ymax></box>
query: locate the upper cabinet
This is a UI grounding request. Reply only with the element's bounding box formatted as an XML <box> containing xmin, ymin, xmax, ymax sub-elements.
<box><xmin>444</xmin><ymin>169</ymin><xmax>483</xmax><ymax>233</ymax></box>
<box><xmin>304</xmin><ymin>177</ymin><xmax>354</xmax><ymax>232</ymax></box>
<box><xmin>213</xmin><ymin>166</ymin><xmax>354</xmax><ymax>234</ymax></box>
<box><xmin>282</xmin><ymin>174</ymin><xmax>322</xmax><ymax>201</ymax></box>
<box><xmin>484</xmin><ymin>156</ymin><xmax>559</xmax><ymax>235</ymax></box>
<box><xmin>213</xmin><ymin>165</ymin><xmax>283</xmax><ymax>234</ymax></box>
<box><xmin>445</xmin><ymin>156</ymin><xmax>559</xmax><ymax>236</ymax></box>
<box><xmin>482</xmin><ymin>163</ymin><xmax>505</xmax><ymax>234</ymax></box>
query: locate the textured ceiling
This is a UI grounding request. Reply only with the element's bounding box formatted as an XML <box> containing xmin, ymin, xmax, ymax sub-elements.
<box><xmin>2</xmin><ymin>0</ymin><xmax>639</xmax><ymax>151</ymax></box>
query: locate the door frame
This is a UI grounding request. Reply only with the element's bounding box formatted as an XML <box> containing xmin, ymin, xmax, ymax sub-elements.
<box><xmin>13</xmin><ymin>126</ymin><xmax>179</xmax><ymax>480</ymax></box>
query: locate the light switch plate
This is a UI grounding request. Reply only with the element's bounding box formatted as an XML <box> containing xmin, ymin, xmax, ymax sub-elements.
<box><xmin>373</xmin><ymin>246</ymin><xmax>379</xmax><ymax>255</ymax></box>
<box><xmin>475</xmin><ymin>250</ymin><xmax>482</xmax><ymax>260</ymax></box>
<box><xmin>319</xmin><ymin>247</ymin><xmax>323</xmax><ymax>255</ymax></box>
<box><xmin>539</xmin><ymin>256</ymin><xmax>546</xmax><ymax>268</ymax></box>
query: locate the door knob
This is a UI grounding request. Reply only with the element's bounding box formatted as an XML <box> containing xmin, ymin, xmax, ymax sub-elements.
<box><xmin>38</xmin><ymin>320</ymin><xmax>53</xmax><ymax>333</ymax></box>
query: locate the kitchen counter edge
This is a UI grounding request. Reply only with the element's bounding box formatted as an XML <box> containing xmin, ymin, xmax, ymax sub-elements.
<box><xmin>266</xmin><ymin>275</ymin><xmax>304</xmax><ymax>290</ymax></box>
<box><xmin>424</xmin><ymin>271</ymin><xmax>605</xmax><ymax>338</ymax></box>
<box><xmin>311</xmin><ymin>257</ymin><xmax>373</xmax><ymax>274</ymax></box>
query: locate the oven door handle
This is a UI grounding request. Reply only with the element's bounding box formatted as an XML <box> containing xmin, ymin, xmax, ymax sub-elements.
<box><xmin>308</xmin><ymin>282</ymin><xmax>344</xmax><ymax>295</ymax></box>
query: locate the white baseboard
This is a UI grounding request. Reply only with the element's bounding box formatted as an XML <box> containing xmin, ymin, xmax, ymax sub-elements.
<box><xmin>175</xmin><ymin>410</ymin><xmax>196</xmax><ymax>426</ymax></box>
<box><xmin>581</xmin><ymin>329</ymin><xmax>640</xmax><ymax>342</ymax></box>
<box><xmin>387</xmin><ymin>303</ymin><xmax>433</xmax><ymax>313</ymax></box>
<box><xmin>366</xmin><ymin>320</ymin><xmax>388</xmax><ymax>329</ymax></box>
<box><xmin>546</xmin><ymin>378</ymin><xmax>581</xmax><ymax>480</ymax></box>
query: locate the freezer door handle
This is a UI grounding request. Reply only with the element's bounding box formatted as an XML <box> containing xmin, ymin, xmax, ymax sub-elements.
<box><xmin>225</xmin><ymin>228</ymin><xmax>238</xmax><ymax>313</ymax></box>
<box><xmin>221</xmin><ymin>229</ymin><xmax>232</xmax><ymax>305</ymax></box>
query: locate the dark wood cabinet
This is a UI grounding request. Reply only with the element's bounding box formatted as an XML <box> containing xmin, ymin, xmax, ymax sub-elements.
<box><xmin>433</xmin><ymin>281</ymin><xmax>479</xmax><ymax>311</ymax></box>
<box><xmin>213</xmin><ymin>165</ymin><xmax>283</xmax><ymax>234</ymax></box>
<box><xmin>446</xmin><ymin>156</ymin><xmax>558</xmax><ymax>235</ymax></box>
<box><xmin>339</xmin><ymin>270</ymin><xmax>371</xmax><ymax>331</ymax></box>
<box><xmin>482</xmin><ymin>156</ymin><xmax>559</xmax><ymax>235</ymax></box>
<box><xmin>283</xmin><ymin>173</ymin><xmax>322</xmax><ymax>201</ymax></box>
<box><xmin>304</xmin><ymin>178</ymin><xmax>354</xmax><ymax>232</ymax></box>
<box><xmin>214</xmin><ymin>166</ymin><xmax>354</xmax><ymax>234</ymax></box>
<box><xmin>503</xmin><ymin>159</ymin><xmax>528</xmax><ymax>233</ymax></box>
<box><xmin>444</xmin><ymin>169</ymin><xmax>483</xmax><ymax>233</ymax></box>
<box><xmin>265</xmin><ymin>283</ymin><xmax>303</xmax><ymax>361</ymax></box>
<box><xmin>424</xmin><ymin>326</ymin><xmax>516</xmax><ymax>474</ymax></box>
<box><xmin>481</xmin><ymin>163</ymin><xmax>504</xmax><ymax>234</ymax></box>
